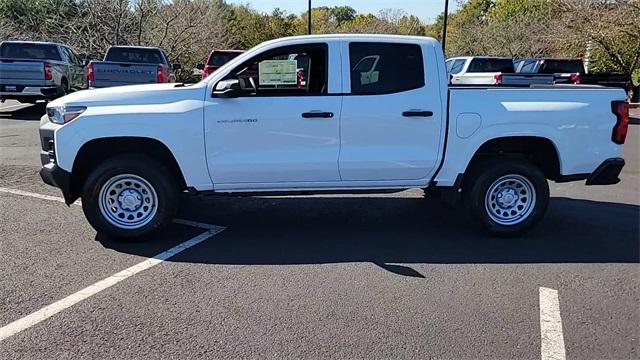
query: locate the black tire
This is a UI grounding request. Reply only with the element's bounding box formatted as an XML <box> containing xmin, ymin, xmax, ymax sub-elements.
<box><xmin>56</xmin><ymin>79</ymin><xmax>69</xmax><ymax>98</ymax></box>
<box><xmin>81</xmin><ymin>154</ymin><xmax>178</xmax><ymax>240</ymax></box>
<box><xmin>463</xmin><ymin>157</ymin><xmax>549</xmax><ymax>237</ymax></box>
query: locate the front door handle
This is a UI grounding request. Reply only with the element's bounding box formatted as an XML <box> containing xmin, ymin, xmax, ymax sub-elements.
<box><xmin>402</xmin><ymin>110</ymin><xmax>433</xmax><ymax>117</ymax></box>
<box><xmin>302</xmin><ymin>111</ymin><xmax>334</xmax><ymax>119</ymax></box>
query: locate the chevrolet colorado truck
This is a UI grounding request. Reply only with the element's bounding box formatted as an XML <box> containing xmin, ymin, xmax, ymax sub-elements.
<box><xmin>39</xmin><ymin>35</ymin><xmax>629</xmax><ymax>240</ymax></box>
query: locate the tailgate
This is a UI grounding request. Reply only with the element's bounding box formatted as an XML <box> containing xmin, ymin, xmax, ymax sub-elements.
<box><xmin>502</xmin><ymin>74</ymin><xmax>554</xmax><ymax>85</ymax></box>
<box><xmin>90</xmin><ymin>61</ymin><xmax>157</xmax><ymax>87</ymax></box>
<box><xmin>0</xmin><ymin>59</ymin><xmax>45</xmax><ymax>87</ymax></box>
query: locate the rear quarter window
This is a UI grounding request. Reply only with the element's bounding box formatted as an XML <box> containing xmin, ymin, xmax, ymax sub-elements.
<box><xmin>468</xmin><ymin>58</ymin><xmax>514</xmax><ymax>73</ymax></box>
<box><xmin>0</xmin><ymin>43</ymin><xmax>61</xmax><ymax>61</ymax></box>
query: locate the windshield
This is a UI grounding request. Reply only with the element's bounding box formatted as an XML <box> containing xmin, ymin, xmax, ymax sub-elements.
<box><xmin>0</xmin><ymin>43</ymin><xmax>61</xmax><ymax>61</ymax></box>
<box><xmin>105</xmin><ymin>47</ymin><xmax>164</xmax><ymax>64</ymax></box>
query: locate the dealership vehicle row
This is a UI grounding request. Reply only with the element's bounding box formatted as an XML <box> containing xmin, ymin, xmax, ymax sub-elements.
<box><xmin>0</xmin><ymin>100</ymin><xmax>638</xmax><ymax>359</ymax></box>
<box><xmin>1</xmin><ymin>39</ymin><xmax>635</xmax><ymax>104</ymax></box>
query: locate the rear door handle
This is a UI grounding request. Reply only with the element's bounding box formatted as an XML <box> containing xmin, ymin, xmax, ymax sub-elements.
<box><xmin>302</xmin><ymin>111</ymin><xmax>334</xmax><ymax>119</ymax></box>
<box><xmin>402</xmin><ymin>110</ymin><xmax>433</xmax><ymax>117</ymax></box>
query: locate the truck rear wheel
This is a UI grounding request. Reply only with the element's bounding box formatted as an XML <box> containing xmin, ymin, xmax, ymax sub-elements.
<box><xmin>464</xmin><ymin>158</ymin><xmax>549</xmax><ymax>237</ymax></box>
<box><xmin>56</xmin><ymin>79</ymin><xmax>69</xmax><ymax>98</ymax></box>
<box><xmin>81</xmin><ymin>155</ymin><xmax>178</xmax><ymax>240</ymax></box>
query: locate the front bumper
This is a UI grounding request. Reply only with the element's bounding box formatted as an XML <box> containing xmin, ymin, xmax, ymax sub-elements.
<box><xmin>39</xmin><ymin>119</ymin><xmax>74</xmax><ymax>204</ymax></box>
<box><xmin>586</xmin><ymin>158</ymin><xmax>625</xmax><ymax>185</ymax></box>
<box><xmin>39</xmin><ymin>163</ymin><xmax>73</xmax><ymax>204</ymax></box>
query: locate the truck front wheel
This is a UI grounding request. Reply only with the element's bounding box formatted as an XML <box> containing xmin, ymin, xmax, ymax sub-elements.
<box><xmin>81</xmin><ymin>155</ymin><xmax>178</xmax><ymax>240</ymax></box>
<box><xmin>464</xmin><ymin>158</ymin><xmax>549</xmax><ymax>237</ymax></box>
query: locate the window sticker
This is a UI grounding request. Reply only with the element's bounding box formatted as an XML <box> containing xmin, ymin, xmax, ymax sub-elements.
<box><xmin>353</xmin><ymin>55</ymin><xmax>380</xmax><ymax>85</ymax></box>
<box><xmin>258</xmin><ymin>60</ymin><xmax>298</xmax><ymax>85</ymax></box>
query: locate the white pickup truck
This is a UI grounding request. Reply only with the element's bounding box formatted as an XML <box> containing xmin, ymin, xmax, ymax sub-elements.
<box><xmin>39</xmin><ymin>35</ymin><xmax>629</xmax><ymax>240</ymax></box>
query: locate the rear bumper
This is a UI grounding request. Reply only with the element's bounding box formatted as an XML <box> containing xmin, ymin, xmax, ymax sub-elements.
<box><xmin>586</xmin><ymin>158</ymin><xmax>625</xmax><ymax>185</ymax></box>
<box><xmin>39</xmin><ymin>163</ymin><xmax>73</xmax><ymax>204</ymax></box>
<box><xmin>0</xmin><ymin>85</ymin><xmax>58</xmax><ymax>100</ymax></box>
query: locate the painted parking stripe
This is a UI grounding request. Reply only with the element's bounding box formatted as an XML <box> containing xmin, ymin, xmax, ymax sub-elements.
<box><xmin>0</xmin><ymin>187</ymin><xmax>216</xmax><ymax>230</ymax></box>
<box><xmin>172</xmin><ymin>218</ymin><xmax>223</xmax><ymax>230</ymax></box>
<box><xmin>0</xmin><ymin>226</ymin><xmax>224</xmax><ymax>342</ymax></box>
<box><xmin>0</xmin><ymin>103</ymin><xmax>30</xmax><ymax>112</ymax></box>
<box><xmin>539</xmin><ymin>287</ymin><xmax>566</xmax><ymax>360</ymax></box>
<box><xmin>0</xmin><ymin>187</ymin><xmax>76</xmax><ymax>204</ymax></box>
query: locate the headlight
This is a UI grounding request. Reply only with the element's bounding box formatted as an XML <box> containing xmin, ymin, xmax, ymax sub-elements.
<box><xmin>46</xmin><ymin>105</ymin><xmax>86</xmax><ymax>124</ymax></box>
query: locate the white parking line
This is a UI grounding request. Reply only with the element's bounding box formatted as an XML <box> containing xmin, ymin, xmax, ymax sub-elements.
<box><xmin>0</xmin><ymin>187</ymin><xmax>216</xmax><ymax>230</ymax></box>
<box><xmin>539</xmin><ymin>287</ymin><xmax>566</xmax><ymax>360</ymax></box>
<box><xmin>172</xmin><ymin>218</ymin><xmax>223</xmax><ymax>230</ymax></box>
<box><xmin>0</xmin><ymin>103</ymin><xmax>29</xmax><ymax>112</ymax></box>
<box><xmin>0</xmin><ymin>186</ymin><xmax>77</xmax><ymax>204</ymax></box>
<box><xmin>0</xmin><ymin>226</ymin><xmax>224</xmax><ymax>342</ymax></box>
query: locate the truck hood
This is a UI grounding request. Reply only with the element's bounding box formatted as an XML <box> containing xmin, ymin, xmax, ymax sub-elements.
<box><xmin>48</xmin><ymin>82</ymin><xmax>207</xmax><ymax>108</ymax></box>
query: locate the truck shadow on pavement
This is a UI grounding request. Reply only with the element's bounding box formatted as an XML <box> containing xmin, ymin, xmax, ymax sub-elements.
<box><xmin>97</xmin><ymin>196</ymin><xmax>640</xmax><ymax>277</ymax></box>
<box><xmin>0</xmin><ymin>103</ymin><xmax>46</xmax><ymax>121</ymax></box>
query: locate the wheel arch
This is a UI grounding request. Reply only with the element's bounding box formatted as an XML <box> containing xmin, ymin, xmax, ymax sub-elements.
<box><xmin>463</xmin><ymin>136</ymin><xmax>562</xmax><ymax>185</ymax></box>
<box><xmin>68</xmin><ymin>136</ymin><xmax>187</xmax><ymax>203</ymax></box>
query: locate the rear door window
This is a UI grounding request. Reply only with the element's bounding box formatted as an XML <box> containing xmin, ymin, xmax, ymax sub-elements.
<box><xmin>445</xmin><ymin>59</ymin><xmax>454</xmax><ymax>73</ymax></box>
<box><xmin>468</xmin><ymin>58</ymin><xmax>514</xmax><ymax>73</ymax></box>
<box><xmin>349</xmin><ymin>42</ymin><xmax>424</xmax><ymax>95</ymax></box>
<box><xmin>0</xmin><ymin>43</ymin><xmax>61</xmax><ymax>61</ymax></box>
<box><xmin>105</xmin><ymin>48</ymin><xmax>164</xmax><ymax>64</ymax></box>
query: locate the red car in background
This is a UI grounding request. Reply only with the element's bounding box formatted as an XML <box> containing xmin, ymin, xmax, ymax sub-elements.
<box><xmin>197</xmin><ymin>50</ymin><xmax>244</xmax><ymax>79</ymax></box>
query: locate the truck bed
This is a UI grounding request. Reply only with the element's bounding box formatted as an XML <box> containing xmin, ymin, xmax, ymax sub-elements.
<box><xmin>435</xmin><ymin>85</ymin><xmax>627</xmax><ymax>186</ymax></box>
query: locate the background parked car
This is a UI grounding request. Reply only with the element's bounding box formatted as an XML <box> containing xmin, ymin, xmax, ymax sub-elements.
<box><xmin>88</xmin><ymin>46</ymin><xmax>180</xmax><ymax>88</ymax></box>
<box><xmin>197</xmin><ymin>49</ymin><xmax>244</xmax><ymax>79</ymax></box>
<box><xmin>0</xmin><ymin>41</ymin><xmax>88</xmax><ymax>103</ymax></box>
<box><xmin>446</xmin><ymin>56</ymin><xmax>514</xmax><ymax>85</ymax></box>
<box><xmin>514</xmin><ymin>58</ymin><xmax>632</xmax><ymax>93</ymax></box>
<box><xmin>445</xmin><ymin>56</ymin><xmax>553</xmax><ymax>86</ymax></box>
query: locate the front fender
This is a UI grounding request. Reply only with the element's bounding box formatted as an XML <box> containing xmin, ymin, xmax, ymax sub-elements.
<box><xmin>54</xmin><ymin>99</ymin><xmax>213</xmax><ymax>191</ymax></box>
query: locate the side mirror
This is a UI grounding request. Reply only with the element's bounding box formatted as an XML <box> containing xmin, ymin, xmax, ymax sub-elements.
<box><xmin>196</xmin><ymin>63</ymin><xmax>205</xmax><ymax>70</ymax></box>
<box><xmin>213</xmin><ymin>79</ymin><xmax>242</xmax><ymax>98</ymax></box>
<box><xmin>172</xmin><ymin>63</ymin><xmax>182</xmax><ymax>71</ymax></box>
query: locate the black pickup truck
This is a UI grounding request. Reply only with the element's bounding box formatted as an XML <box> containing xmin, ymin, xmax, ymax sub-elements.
<box><xmin>514</xmin><ymin>58</ymin><xmax>632</xmax><ymax>93</ymax></box>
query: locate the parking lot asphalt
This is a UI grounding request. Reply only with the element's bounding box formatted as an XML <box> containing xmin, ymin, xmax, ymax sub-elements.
<box><xmin>0</xmin><ymin>100</ymin><xmax>638</xmax><ymax>359</ymax></box>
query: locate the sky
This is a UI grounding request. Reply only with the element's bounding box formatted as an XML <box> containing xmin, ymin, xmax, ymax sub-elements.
<box><xmin>225</xmin><ymin>0</ymin><xmax>459</xmax><ymax>23</ymax></box>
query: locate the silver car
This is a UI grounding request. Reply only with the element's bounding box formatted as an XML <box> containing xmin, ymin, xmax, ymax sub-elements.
<box><xmin>0</xmin><ymin>41</ymin><xmax>88</xmax><ymax>103</ymax></box>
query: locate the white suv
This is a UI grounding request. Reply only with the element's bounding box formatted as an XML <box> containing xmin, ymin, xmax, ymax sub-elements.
<box><xmin>446</xmin><ymin>56</ymin><xmax>514</xmax><ymax>85</ymax></box>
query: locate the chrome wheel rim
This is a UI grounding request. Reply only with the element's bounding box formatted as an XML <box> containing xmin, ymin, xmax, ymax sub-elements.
<box><xmin>98</xmin><ymin>174</ymin><xmax>158</xmax><ymax>230</ymax></box>
<box><xmin>485</xmin><ymin>174</ymin><xmax>536</xmax><ymax>226</ymax></box>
